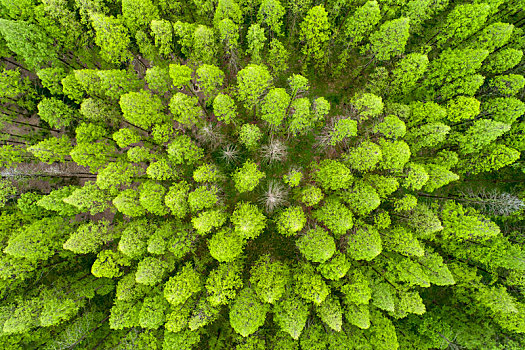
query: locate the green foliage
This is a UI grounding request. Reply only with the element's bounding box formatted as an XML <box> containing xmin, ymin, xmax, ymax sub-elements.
<box><xmin>63</xmin><ymin>220</ymin><xmax>111</xmax><ymax>254</ymax></box>
<box><xmin>231</xmin><ymin>202</ymin><xmax>266</xmax><ymax>239</ymax></box>
<box><xmin>238</xmin><ymin>124</ymin><xmax>263</xmax><ymax>150</ymax></box>
<box><xmin>232</xmin><ymin>160</ymin><xmax>265</xmax><ymax>193</ymax></box>
<box><xmin>236</xmin><ymin>64</ymin><xmax>273</xmax><ymax>110</ymax></box>
<box><xmin>347</xmin><ymin>225</ymin><xmax>382</xmax><ymax>261</ymax></box>
<box><xmin>274</xmin><ymin>294</ymin><xmax>309</xmax><ymax>339</ymax></box>
<box><xmin>120</xmin><ymin>90</ymin><xmax>166</xmax><ymax>129</ymax></box>
<box><xmin>206</xmin><ymin>261</ymin><xmax>243</xmax><ymax>306</ymax></box>
<box><xmin>483</xmin><ymin>48</ymin><xmax>523</xmax><ymax>74</ymax></box>
<box><xmin>28</xmin><ymin>135</ymin><xmax>72</xmax><ymax>164</ymax></box>
<box><xmin>300</xmin><ymin>5</ymin><xmax>331</xmax><ymax>68</ymax></box>
<box><xmin>213</xmin><ymin>93</ymin><xmax>238</xmax><ymax>124</ymax></box>
<box><xmin>369</xmin><ymin>17</ymin><xmax>410</xmax><ymax>61</ymax></box>
<box><xmin>164</xmin><ymin>264</ymin><xmax>201</xmax><ymax>306</ymax></box>
<box><xmin>188</xmin><ymin>185</ymin><xmax>218</xmax><ymax>213</ymax></box>
<box><xmin>352</xmin><ymin>93</ymin><xmax>383</xmax><ymax>120</ymax></box>
<box><xmin>294</xmin><ymin>263</ymin><xmax>329</xmax><ymax>305</ymax></box>
<box><xmin>4</xmin><ymin>3</ymin><xmax>525</xmax><ymax>348</ymax></box>
<box><xmin>0</xmin><ymin>19</ymin><xmax>57</xmax><ymax>69</ymax></box>
<box><xmin>90</xmin><ymin>13</ymin><xmax>131</xmax><ymax>64</ymax></box>
<box><xmin>230</xmin><ymin>288</ymin><xmax>269</xmax><ymax>337</ymax></box>
<box><xmin>250</xmin><ymin>255</ymin><xmax>290</xmax><ymax>304</ymax></box>
<box><xmin>313</xmin><ymin>198</ymin><xmax>353</xmax><ymax>238</ymax></box>
<box><xmin>167</xmin><ymin>134</ymin><xmax>204</xmax><ymax>165</ymax></box>
<box><xmin>208</xmin><ymin>227</ymin><xmax>244</xmax><ymax>262</ymax></box>
<box><xmin>490</xmin><ymin>74</ymin><xmax>525</xmax><ymax>97</ymax></box>
<box><xmin>246</xmin><ymin>24</ymin><xmax>266</xmax><ymax>64</ymax></box>
<box><xmin>140</xmin><ymin>181</ymin><xmax>169</xmax><ymax>216</ymax></box>
<box><xmin>146</xmin><ymin>66</ymin><xmax>172</xmax><ymax>94</ymax></box>
<box><xmin>192</xmin><ymin>209</ymin><xmax>227</xmax><ymax>235</ymax></box>
<box><xmin>276</xmin><ymin>206</ymin><xmax>306</xmax><ymax>236</ymax></box>
<box><xmin>260</xmin><ymin>88</ymin><xmax>290</xmax><ymax>128</ymax></box>
<box><xmin>296</xmin><ymin>227</ymin><xmax>336</xmax><ymax>263</ymax></box>
<box><xmin>312</xmin><ymin>159</ymin><xmax>353</xmax><ymax>191</ymax></box>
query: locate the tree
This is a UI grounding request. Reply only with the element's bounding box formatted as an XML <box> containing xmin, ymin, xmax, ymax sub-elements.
<box><xmin>318</xmin><ymin>251</ymin><xmax>351</xmax><ymax>281</ymax></box>
<box><xmin>258</xmin><ymin>0</ymin><xmax>285</xmax><ymax>36</ymax></box>
<box><xmin>275</xmin><ymin>206</ymin><xmax>306</xmax><ymax>236</ymax></box>
<box><xmin>196</xmin><ymin>64</ymin><xmax>224</xmax><ymax>101</ymax></box>
<box><xmin>339</xmin><ymin>0</ymin><xmax>380</xmax><ymax>49</ymax></box>
<box><xmin>296</xmin><ymin>227</ymin><xmax>336</xmax><ymax>263</ymax></box>
<box><xmin>312</xmin><ymin>159</ymin><xmax>353</xmax><ymax>191</ymax></box>
<box><xmin>63</xmin><ymin>220</ymin><xmax>111</xmax><ymax>254</ymax></box>
<box><xmin>260</xmin><ymin>88</ymin><xmax>290</xmax><ymax>128</ymax></box>
<box><xmin>139</xmin><ymin>181</ymin><xmax>169</xmax><ymax>216</ymax></box>
<box><xmin>405</xmin><ymin>122</ymin><xmax>450</xmax><ymax>152</ymax></box>
<box><xmin>440</xmin><ymin>201</ymin><xmax>500</xmax><ymax>242</ymax></box>
<box><xmin>316</xmin><ymin>295</ymin><xmax>343</xmax><ymax>331</ymax></box>
<box><xmin>133</xmin><ymin>259</ymin><xmax>166</xmax><ymax>288</ymax></box>
<box><xmin>347</xmin><ymin>225</ymin><xmax>382</xmax><ymax>261</ymax></box>
<box><xmin>167</xmin><ymin>134</ymin><xmax>204</xmax><ymax>165</ymax></box>
<box><xmin>205</xmin><ymin>261</ymin><xmax>243</xmax><ymax>306</ymax></box>
<box><xmin>0</xmin><ymin>19</ymin><xmax>57</xmax><ymax>69</ymax></box>
<box><xmin>250</xmin><ymin>255</ymin><xmax>290</xmax><ymax>303</ymax></box>
<box><xmin>267</xmin><ymin>39</ymin><xmax>290</xmax><ymax>75</ymax></box>
<box><xmin>300</xmin><ymin>5</ymin><xmax>330</xmax><ymax>68</ymax></box>
<box><xmin>294</xmin><ymin>263</ymin><xmax>330</xmax><ymax>305</ymax></box>
<box><xmin>27</xmin><ymin>135</ymin><xmax>72</xmax><ymax>164</ymax></box>
<box><xmin>236</xmin><ymin>64</ymin><xmax>273</xmax><ymax>110</ymax></box>
<box><xmin>208</xmin><ymin>228</ymin><xmax>244</xmax><ymax>262</ymax></box>
<box><xmin>37</xmin><ymin>67</ymin><xmax>66</xmax><ymax>95</ymax></box>
<box><xmin>489</xmin><ymin>74</ymin><xmax>525</xmax><ymax>97</ymax></box>
<box><xmin>122</xmin><ymin>0</ymin><xmax>159</xmax><ymax>34</ymax></box>
<box><xmin>164</xmin><ymin>263</ymin><xmax>202</xmax><ymax>306</ymax></box>
<box><xmin>369</xmin><ymin>17</ymin><xmax>410</xmax><ymax>61</ymax></box>
<box><xmin>230</xmin><ymin>288</ymin><xmax>269</xmax><ymax>337</ymax></box>
<box><xmin>213</xmin><ymin>93</ymin><xmax>238</xmax><ymax>124</ymax></box>
<box><xmin>169</xmin><ymin>92</ymin><xmax>203</xmax><ymax>127</ymax></box>
<box><xmin>90</xmin><ymin>13</ymin><xmax>132</xmax><ymax>64</ymax></box>
<box><xmin>246</xmin><ymin>24</ymin><xmax>266</xmax><ymax>63</ymax></box>
<box><xmin>192</xmin><ymin>209</ymin><xmax>227</xmax><ymax>235</ymax></box>
<box><xmin>120</xmin><ymin>90</ymin><xmax>166</xmax><ymax>130</ymax></box>
<box><xmin>37</xmin><ymin>97</ymin><xmax>76</xmax><ymax>129</ymax></box>
<box><xmin>483</xmin><ymin>97</ymin><xmax>525</xmax><ymax>124</ymax></box>
<box><xmin>5</xmin><ymin>217</ymin><xmax>70</xmax><ymax>262</ymax></box>
<box><xmin>341</xmin><ymin>182</ymin><xmax>381</xmax><ymax>216</ymax></box>
<box><xmin>389</xmin><ymin>53</ymin><xmax>428</xmax><ymax>97</ymax></box>
<box><xmin>470</xmin><ymin>22</ymin><xmax>513</xmax><ymax>52</ymax></box>
<box><xmin>214</xmin><ymin>0</ymin><xmax>243</xmax><ymax>26</ymax></box>
<box><xmin>352</xmin><ymin>93</ymin><xmax>383</xmax><ymax>121</ymax></box>
<box><xmin>150</xmin><ymin>20</ymin><xmax>173</xmax><ymax>57</ymax></box>
<box><xmin>193</xmin><ymin>164</ymin><xmax>222</xmax><ymax>183</ymax></box>
<box><xmin>140</xmin><ymin>293</ymin><xmax>169</xmax><ymax>329</ymax></box>
<box><xmin>454</xmin><ymin>119</ymin><xmax>510</xmax><ymax>155</ymax></box>
<box><xmin>187</xmin><ymin>185</ymin><xmax>218</xmax><ymax>213</ymax></box>
<box><xmin>426</xmin><ymin>48</ymin><xmax>489</xmax><ymax>87</ymax></box>
<box><xmin>458</xmin><ymin>144</ymin><xmax>520</xmax><ymax>175</ymax></box>
<box><xmin>146</xmin><ymin>66</ymin><xmax>172</xmax><ymax>95</ymax></box>
<box><xmin>96</xmin><ymin>162</ymin><xmax>141</xmax><ymax>193</ymax></box>
<box><xmin>343</xmin><ymin>140</ymin><xmax>382</xmax><ymax>172</ymax></box>
<box><xmin>192</xmin><ymin>25</ymin><xmax>217</xmax><ymax>64</ymax></box>
<box><xmin>483</xmin><ymin>48</ymin><xmax>523</xmax><ymax>74</ymax></box>
<box><xmin>238</xmin><ymin>124</ymin><xmax>263</xmax><ymax>150</ymax></box>
<box><xmin>274</xmin><ymin>294</ymin><xmax>309</xmax><ymax>339</ymax></box>
<box><xmin>435</xmin><ymin>3</ymin><xmax>490</xmax><ymax>48</ymax></box>
<box><xmin>231</xmin><ymin>202</ymin><xmax>267</xmax><ymax>239</ymax></box>
<box><xmin>313</xmin><ymin>198</ymin><xmax>354</xmax><ymax>238</ymax></box>
<box><xmin>232</xmin><ymin>160</ymin><xmax>265</xmax><ymax>193</ymax></box>
<box><xmin>287</xmin><ymin>97</ymin><xmax>312</xmax><ymax>136</ymax></box>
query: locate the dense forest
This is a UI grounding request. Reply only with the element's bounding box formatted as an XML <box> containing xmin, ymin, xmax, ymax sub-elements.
<box><xmin>0</xmin><ymin>0</ymin><xmax>525</xmax><ymax>348</ymax></box>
